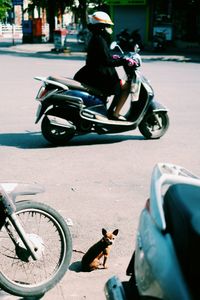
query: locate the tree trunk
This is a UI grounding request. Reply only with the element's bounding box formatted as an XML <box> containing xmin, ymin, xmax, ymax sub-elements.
<box><xmin>78</xmin><ymin>0</ymin><xmax>87</xmax><ymax>28</ymax></box>
<box><xmin>47</xmin><ymin>0</ymin><xmax>56</xmax><ymax>42</ymax></box>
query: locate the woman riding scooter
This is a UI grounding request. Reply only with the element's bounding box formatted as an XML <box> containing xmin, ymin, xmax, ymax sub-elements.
<box><xmin>74</xmin><ymin>11</ymin><xmax>136</xmax><ymax>121</ymax></box>
<box><xmin>34</xmin><ymin>12</ymin><xmax>169</xmax><ymax>145</ymax></box>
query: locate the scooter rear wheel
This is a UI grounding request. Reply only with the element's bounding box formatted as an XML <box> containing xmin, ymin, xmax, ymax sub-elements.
<box><xmin>41</xmin><ymin>115</ymin><xmax>75</xmax><ymax>145</ymax></box>
<box><xmin>139</xmin><ymin>111</ymin><xmax>169</xmax><ymax>139</ymax></box>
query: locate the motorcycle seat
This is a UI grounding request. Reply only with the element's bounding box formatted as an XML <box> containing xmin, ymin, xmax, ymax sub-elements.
<box><xmin>164</xmin><ymin>183</ymin><xmax>200</xmax><ymax>299</ymax></box>
<box><xmin>48</xmin><ymin>76</ymin><xmax>105</xmax><ymax>98</ymax></box>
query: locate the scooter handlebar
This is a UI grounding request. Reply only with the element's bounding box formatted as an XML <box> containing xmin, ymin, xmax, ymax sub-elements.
<box><xmin>123</xmin><ymin>56</ymin><xmax>139</xmax><ymax>67</ymax></box>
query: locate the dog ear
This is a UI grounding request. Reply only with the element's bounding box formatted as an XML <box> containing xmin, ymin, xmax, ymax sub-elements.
<box><xmin>113</xmin><ymin>229</ymin><xmax>119</xmax><ymax>236</ymax></box>
<box><xmin>102</xmin><ymin>228</ymin><xmax>107</xmax><ymax>236</ymax></box>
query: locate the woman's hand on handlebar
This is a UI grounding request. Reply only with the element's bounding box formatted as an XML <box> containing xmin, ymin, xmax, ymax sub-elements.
<box><xmin>123</xmin><ymin>56</ymin><xmax>139</xmax><ymax>67</ymax></box>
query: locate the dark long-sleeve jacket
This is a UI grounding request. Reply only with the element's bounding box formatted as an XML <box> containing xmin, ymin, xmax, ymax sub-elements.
<box><xmin>74</xmin><ymin>30</ymin><xmax>123</xmax><ymax>95</ymax></box>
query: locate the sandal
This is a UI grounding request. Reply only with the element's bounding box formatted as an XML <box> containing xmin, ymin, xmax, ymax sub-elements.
<box><xmin>110</xmin><ymin>114</ymin><xmax>127</xmax><ymax>121</ymax></box>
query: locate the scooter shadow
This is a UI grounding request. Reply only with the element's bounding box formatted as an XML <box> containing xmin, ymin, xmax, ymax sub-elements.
<box><xmin>68</xmin><ymin>132</ymin><xmax>144</xmax><ymax>146</ymax></box>
<box><xmin>0</xmin><ymin>132</ymin><xmax>48</xmax><ymax>149</ymax></box>
<box><xmin>0</xmin><ymin>131</ymin><xmax>145</xmax><ymax>149</ymax></box>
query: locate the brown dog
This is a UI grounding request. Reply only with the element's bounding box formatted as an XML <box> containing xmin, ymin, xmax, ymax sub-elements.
<box><xmin>81</xmin><ymin>228</ymin><xmax>119</xmax><ymax>272</ymax></box>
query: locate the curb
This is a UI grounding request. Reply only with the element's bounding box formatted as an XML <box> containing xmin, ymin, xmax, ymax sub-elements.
<box><xmin>0</xmin><ymin>45</ymin><xmax>199</xmax><ymax>63</ymax></box>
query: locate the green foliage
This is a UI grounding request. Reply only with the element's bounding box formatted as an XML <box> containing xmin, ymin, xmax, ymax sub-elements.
<box><xmin>27</xmin><ymin>0</ymin><xmax>74</xmax><ymax>13</ymax></box>
<box><xmin>27</xmin><ymin>0</ymin><xmax>108</xmax><ymax>35</ymax></box>
<box><xmin>27</xmin><ymin>0</ymin><xmax>107</xmax><ymax>14</ymax></box>
<box><xmin>0</xmin><ymin>0</ymin><xmax>12</xmax><ymax>21</ymax></box>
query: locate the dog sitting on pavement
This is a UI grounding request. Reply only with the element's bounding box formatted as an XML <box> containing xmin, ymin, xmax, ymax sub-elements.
<box><xmin>81</xmin><ymin>228</ymin><xmax>119</xmax><ymax>271</ymax></box>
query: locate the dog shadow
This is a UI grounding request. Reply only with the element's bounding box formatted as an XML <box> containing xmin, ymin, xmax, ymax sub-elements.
<box><xmin>69</xmin><ymin>261</ymin><xmax>82</xmax><ymax>273</ymax></box>
<box><xmin>69</xmin><ymin>261</ymin><xmax>107</xmax><ymax>273</ymax></box>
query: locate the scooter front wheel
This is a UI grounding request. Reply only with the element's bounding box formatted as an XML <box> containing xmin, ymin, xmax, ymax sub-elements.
<box><xmin>0</xmin><ymin>200</ymin><xmax>72</xmax><ymax>297</ymax></box>
<box><xmin>139</xmin><ymin>111</ymin><xmax>169</xmax><ymax>139</ymax></box>
<box><xmin>41</xmin><ymin>115</ymin><xmax>75</xmax><ymax>146</ymax></box>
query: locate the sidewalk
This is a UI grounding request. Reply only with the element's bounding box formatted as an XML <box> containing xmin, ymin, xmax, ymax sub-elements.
<box><xmin>0</xmin><ymin>36</ymin><xmax>200</xmax><ymax>63</ymax></box>
<box><xmin>0</xmin><ymin>36</ymin><xmax>86</xmax><ymax>59</ymax></box>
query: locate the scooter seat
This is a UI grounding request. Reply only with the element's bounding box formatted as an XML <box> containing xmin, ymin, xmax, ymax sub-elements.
<box><xmin>164</xmin><ymin>183</ymin><xmax>200</xmax><ymax>299</ymax></box>
<box><xmin>48</xmin><ymin>76</ymin><xmax>105</xmax><ymax>97</ymax></box>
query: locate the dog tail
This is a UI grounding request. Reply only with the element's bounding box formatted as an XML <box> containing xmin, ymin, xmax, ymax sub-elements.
<box><xmin>73</xmin><ymin>249</ymin><xmax>85</xmax><ymax>254</ymax></box>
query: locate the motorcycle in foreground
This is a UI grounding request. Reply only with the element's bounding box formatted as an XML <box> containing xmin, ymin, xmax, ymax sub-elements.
<box><xmin>34</xmin><ymin>42</ymin><xmax>169</xmax><ymax>146</ymax></box>
<box><xmin>105</xmin><ymin>162</ymin><xmax>200</xmax><ymax>300</ymax></box>
<box><xmin>0</xmin><ymin>182</ymin><xmax>72</xmax><ymax>297</ymax></box>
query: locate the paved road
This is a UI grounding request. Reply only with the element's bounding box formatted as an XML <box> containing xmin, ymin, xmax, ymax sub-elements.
<box><xmin>0</xmin><ymin>50</ymin><xmax>200</xmax><ymax>299</ymax></box>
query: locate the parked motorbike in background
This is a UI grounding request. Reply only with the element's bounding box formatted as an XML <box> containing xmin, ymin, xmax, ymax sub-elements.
<box><xmin>153</xmin><ymin>30</ymin><xmax>167</xmax><ymax>51</ymax></box>
<box><xmin>105</xmin><ymin>162</ymin><xmax>200</xmax><ymax>300</ymax></box>
<box><xmin>0</xmin><ymin>182</ymin><xmax>72</xmax><ymax>297</ymax></box>
<box><xmin>116</xmin><ymin>28</ymin><xmax>144</xmax><ymax>51</ymax></box>
<box><xmin>34</xmin><ymin>42</ymin><xmax>169</xmax><ymax>146</ymax></box>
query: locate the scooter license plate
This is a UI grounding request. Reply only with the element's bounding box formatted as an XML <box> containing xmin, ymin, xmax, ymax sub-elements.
<box><xmin>36</xmin><ymin>103</ymin><xmax>42</xmax><ymax>119</ymax></box>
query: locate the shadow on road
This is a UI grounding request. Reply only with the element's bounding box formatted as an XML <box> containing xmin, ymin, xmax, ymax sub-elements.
<box><xmin>0</xmin><ymin>38</ymin><xmax>86</xmax><ymax>61</ymax></box>
<box><xmin>0</xmin><ymin>39</ymin><xmax>199</xmax><ymax>63</ymax></box>
<box><xmin>69</xmin><ymin>260</ymin><xmax>110</xmax><ymax>273</ymax></box>
<box><xmin>69</xmin><ymin>261</ymin><xmax>82</xmax><ymax>273</ymax></box>
<box><xmin>0</xmin><ymin>132</ymin><xmax>48</xmax><ymax>149</ymax></box>
<box><xmin>0</xmin><ymin>289</ymin><xmax>42</xmax><ymax>300</ymax></box>
<box><xmin>0</xmin><ymin>131</ymin><xmax>145</xmax><ymax>149</ymax></box>
<box><xmin>0</xmin><ymin>49</ymin><xmax>86</xmax><ymax>61</ymax></box>
<box><xmin>0</xmin><ymin>48</ymin><xmax>199</xmax><ymax>63</ymax></box>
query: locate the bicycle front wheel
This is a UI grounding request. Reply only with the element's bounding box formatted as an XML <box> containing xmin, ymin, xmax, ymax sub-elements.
<box><xmin>0</xmin><ymin>200</ymin><xmax>72</xmax><ymax>297</ymax></box>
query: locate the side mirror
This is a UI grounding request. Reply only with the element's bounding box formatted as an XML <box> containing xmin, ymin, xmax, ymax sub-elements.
<box><xmin>134</xmin><ymin>44</ymin><xmax>140</xmax><ymax>53</ymax></box>
<box><xmin>110</xmin><ymin>41</ymin><xmax>117</xmax><ymax>50</ymax></box>
<box><xmin>110</xmin><ymin>41</ymin><xmax>124</xmax><ymax>55</ymax></box>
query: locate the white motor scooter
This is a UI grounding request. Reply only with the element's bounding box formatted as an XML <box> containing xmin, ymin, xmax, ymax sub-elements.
<box><xmin>105</xmin><ymin>163</ymin><xmax>200</xmax><ymax>300</ymax></box>
<box><xmin>34</xmin><ymin>43</ymin><xmax>169</xmax><ymax>146</ymax></box>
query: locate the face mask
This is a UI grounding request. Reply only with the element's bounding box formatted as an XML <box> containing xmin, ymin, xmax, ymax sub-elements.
<box><xmin>105</xmin><ymin>27</ymin><xmax>113</xmax><ymax>35</ymax></box>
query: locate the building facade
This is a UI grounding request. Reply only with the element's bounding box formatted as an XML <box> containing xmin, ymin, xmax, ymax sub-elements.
<box><xmin>9</xmin><ymin>0</ymin><xmax>200</xmax><ymax>47</ymax></box>
<box><xmin>107</xmin><ymin>0</ymin><xmax>200</xmax><ymax>48</ymax></box>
